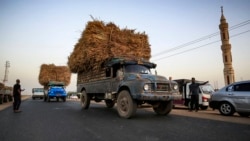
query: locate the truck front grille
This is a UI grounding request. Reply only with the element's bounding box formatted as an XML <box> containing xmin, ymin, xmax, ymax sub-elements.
<box><xmin>152</xmin><ymin>83</ymin><xmax>171</xmax><ymax>91</ymax></box>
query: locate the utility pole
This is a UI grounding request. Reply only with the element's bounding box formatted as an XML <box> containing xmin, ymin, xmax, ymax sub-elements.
<box><xmin>3</xmin><ymin>61</ymin><xmax>10</xmax><ymax>84</ymax></box>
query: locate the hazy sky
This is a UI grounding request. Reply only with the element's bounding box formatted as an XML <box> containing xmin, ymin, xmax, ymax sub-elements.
<box><xmin>0</xmin><ymin>0</ymin><xmax>249</xmax><ymax>94</ymax></box>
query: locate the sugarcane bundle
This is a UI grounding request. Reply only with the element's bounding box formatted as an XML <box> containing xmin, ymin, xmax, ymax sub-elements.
<box><xmin>0</xmin><ymin>83</ymin><xmax>4</xmax><ymax>90</ymax></box>
<box><xmin>38</xmin><ymin>64</ymin><xmax>71</xmax><ymax>86</ymax></box>
<box><xmin>68</xmin><ymin>20</ymin><xmax>151</xmax><ymax>73</ymax></box>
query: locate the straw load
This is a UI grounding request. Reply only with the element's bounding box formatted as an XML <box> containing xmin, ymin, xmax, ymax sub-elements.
<box><xmin>0</xmin><ymin>83</ymin><xmax>12</xmax><ymax>91</ymax></box>
<box><xmin>0</xmin><ymin>83</ymin><xmax>4</xmax><ymax>90</ymax></box>
<box><xmin>67</xmin><ymin>20</ymin><xmax>151</xmax><ymax>73</ymax></box>
<box><xmin>38</xmin><ymin>64</ymin><xmax>71</xmax><ymax>86</ymax></box>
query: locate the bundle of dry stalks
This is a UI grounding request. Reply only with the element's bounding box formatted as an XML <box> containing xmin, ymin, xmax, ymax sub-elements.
<box><xmin>68</xmin><ymin>20</ymin><xmax>151</xmax><ymax>73</ymax></box>
<box><xmin>0</xmin><ymin>83</ymin><xmax>4</xmax><ymax>90</ymax></box>
<box><xmin>0</xmin><ymin>83</ymin><xmax>12</xmax><ymax>91</ymax></box>
<box><xmin>38</xmin><ymin>64</ymin><xmax>71</xmax><ymax>86</ymax></box>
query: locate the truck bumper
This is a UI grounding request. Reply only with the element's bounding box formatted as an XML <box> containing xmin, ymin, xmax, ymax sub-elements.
<box><xmin>134</xmin><ymin>92</ymin><xmax>182</xmax><ymax>101</ymax></box>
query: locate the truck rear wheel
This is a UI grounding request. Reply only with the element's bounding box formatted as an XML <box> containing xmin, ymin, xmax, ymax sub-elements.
<box><xmin>117</xmin><ymin>90</ymin><xmax>137</xmax><ymax>119</ymax></box>
<box><xmin>81</xmin><ymin>91</ymin><xmax>90</xmax><ymax>109</ymax></box>
<box><xmin>47</xmin><ymin>96</ymin><xmax>50</xmax><ymax>102</ymax></box>
<box><xmin>153</xmin><ymin>101</ymin><xmax>173</xmax><ymax>115</ymax></box>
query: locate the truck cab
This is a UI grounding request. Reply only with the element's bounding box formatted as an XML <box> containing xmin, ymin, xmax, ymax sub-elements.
<box><xmin>77</xmin><ymin>57</ymin><xmax>181</xmax><ymax>118</ymax></box>
<box><xmin>44</xmin><ymin>81</ymin><xmax>67</xmax><ymax>102</ymax></box>
<box><xmin>173</xmin><ymin>79</ymin><xmax>214</xmax><ymax>110</ymax></box>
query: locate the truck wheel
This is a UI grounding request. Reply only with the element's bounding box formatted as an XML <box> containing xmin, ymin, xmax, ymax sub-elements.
<box><xmin>153</xmin><ymin>101</ymin><xmax>173</xmax><ymax>115</ymax></box>
<box><xmin>81</xmin><ymin>91</ymin><xmax>90</xmax><ymax>109</ymax></box>
<box><xmin>105</xmin><ymin>100</ymin><xmax>115</xmax><ymax>108</ymax></box>
<box><xmin>44</xmin><ymin>95</ymin><xmax>47</xmax><ymax>102</ymax></box>
<box><xmin>47</xmin><ymin>96</ymin><xmax>50</xmax><ymax>102</ymax></box>
<box><xmin>117</xmin><ymin>90</ymin><xmax>137</xmax><ymax>119</ymax></box>
<box><xmin>62</xmin><ymin>97</ymin><xmax>66</xmax><ymax>102</ymax></box>
<box><xmin>56</xmin><ymin>97</ymin><xmax>59</xmax><ymax>102</ymax></box>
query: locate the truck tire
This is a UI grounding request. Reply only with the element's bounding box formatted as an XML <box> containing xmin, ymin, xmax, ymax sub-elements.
<box><xmin>81</xmin><ymin>91</ymin><xmax>90</xmax><ymax>109</ymax></box>
<box><xmin>105</xmin><ymin>100</ymin><xmax>115</xmax><ymax>108</ymax></box>
<box><xmin>44</xmin><ymin>95</ymin><xmax>47</xmax><ymax>102</ymax></box>
<box><xmin>117</xmin><ymin>90</ymin><xmax>137</xmax><ymax>119</ymax></box>
<box><xmin>153</xmin><ymin>101</ymin><xmax>173</xmax><ymax>115</ymax></box>
<box><xmin>62</xmin><ymin>97</ymin><xmax>66</xmax><ymax>102</ymax></box>
<box><xmin>47</xmin><ymin>96</ymin><xmax>50</xmax><ymax>102</ymax></box>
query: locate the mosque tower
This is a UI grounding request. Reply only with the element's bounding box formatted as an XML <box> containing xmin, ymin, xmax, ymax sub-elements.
<box><xmin>219</xmin><ymin>7</ymin><xmax>235</xmax><ymax>85</ymax></box>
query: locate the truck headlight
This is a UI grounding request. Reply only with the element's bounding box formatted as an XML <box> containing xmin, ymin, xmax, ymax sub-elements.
<box><xmin>173</xmin><ymin>84</ymin><xmax>178</xmax><ymax>90</ymax></box>
<box><xmin>144</xmin><ymin>84</ymin><xmax>150</xmax><ymax>91</ymax></box>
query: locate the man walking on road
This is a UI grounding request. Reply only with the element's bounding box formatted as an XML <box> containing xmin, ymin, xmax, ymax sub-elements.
<box><xmin>189</xmin><ymin>77</ymin><xmax>208</xmax><ymax>112</ymax></box>
<box><xmin>13</xmin><ymin>79</ymin><xmax>24</xmax><ymax>113</ymax></box>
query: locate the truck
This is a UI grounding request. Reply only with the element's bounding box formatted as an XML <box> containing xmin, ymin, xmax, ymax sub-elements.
<box><xmin>0</xmin><ymin>89</ymin><xmax>12</xmax><ymax>104</ymax></box>
<box><xmin>173</xmin><ymin>79</ymin><xmax>214</xmax><ymax>110</ymax></box>
<box><xmin>44</xmin><ymin>81</ymin><xmax>67</xmax><ymax>102</ymax></box>
<box><xmin>77</xmin><ymin>57</ymin><xmax>181</xmax><ymax>118</ymax></box>
<box><xmin>32</xmin><ymin>88</ymin><xmax>44</xmax><ymax>100</ymax></box>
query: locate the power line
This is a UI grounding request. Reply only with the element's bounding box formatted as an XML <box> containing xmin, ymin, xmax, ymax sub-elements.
<box><xmin>152</xmin><ymin>20</ymin><xmax>250</xmax><ymax>58</ymax></box>
<box><xmin>152</xmin><ymin>30</ymin><xmax>250</xmax><ymax>62</ymax></box>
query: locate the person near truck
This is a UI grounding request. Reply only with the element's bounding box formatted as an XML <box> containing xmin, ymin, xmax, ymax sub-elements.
<box><xmin>13</xmin><ymin>79</ymin><xmax>24</xmax><ymax>113</ymax></box>
<box><xmin>189</xmin><ymin>77</ymin><xmax>208</xmax><ymax>112</ymax></box>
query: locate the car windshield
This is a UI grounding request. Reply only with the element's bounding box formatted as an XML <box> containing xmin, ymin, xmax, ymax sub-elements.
<box><xmin>200</xmin><ymin>84</ymin><xmax>214</xmax><ymax>94</ymax></box>
<box><xmin>125</xmin><ymin>65</ymin><xmax>151</xmax><ymax>74</ymax></box>
<box><xmin>33</xmin><ymin>88</ymin><xmax>44</xmax><ymax>93</ymax></box>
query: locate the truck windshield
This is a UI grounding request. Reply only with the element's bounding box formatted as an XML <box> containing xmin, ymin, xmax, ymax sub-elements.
<box><xmin>125</xmin><ymin>65</ymin><xmax>151</xmax><ymax>74</ymax></box>
<box><xmin>200</xmin><ymin>84</ymin><xmax>214</xmax><ymax>94</ymax></box>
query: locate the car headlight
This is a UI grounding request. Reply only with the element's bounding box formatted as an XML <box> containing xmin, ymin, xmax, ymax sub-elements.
<box><xmin>144</xmin><ymin>84</ymin><xmax>150</xmax><ymax>91</ymax></box>
<box><xmin>173</xmin><ymin>84</ymin><xmax>178</xmax><ymax>90</ymax></box>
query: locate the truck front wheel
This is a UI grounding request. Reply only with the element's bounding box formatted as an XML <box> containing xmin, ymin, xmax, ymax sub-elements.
<box><xmin>153</xmin><ymin>101</ymin><xmax>173</xmax><ymax>115</ymax></box>
<box><xmin>81</xmin><ymin>91</ymin><xmax>90</xmax><ymax>110</ymax></box>
<box><xmin>117</xmin><ymin>90</ymin><xmax>137</xmax><ymax>119</ymax></box>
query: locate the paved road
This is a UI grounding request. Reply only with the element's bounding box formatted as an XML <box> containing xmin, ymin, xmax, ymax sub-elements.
<box><xmin>0</xmin><ymin>98</ymin><xmax>249</xmax><ymax>141</ymax></box>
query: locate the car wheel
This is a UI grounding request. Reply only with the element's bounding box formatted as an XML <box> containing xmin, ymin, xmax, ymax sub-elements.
<box><xmin>81</xmin><ymin>91</ymin><xmax>90</xmax><ymax>109</ymax></box>
<box><xmin>153</xmin><ymin>101</ymin><xmax>173</xmax><ymax>115</ymax></box>
<box><xmin>219</xmin><ymin>102</ymin><xmax>235</xmax><ymax>116</ymax></box>
<box><xmin>238</xmin><ymin>112</ymin><xmax>250</xmax><ymax>117</ymax></box>
<box><xmin>117</xmin><ymin>90</ymin><xmax>137</xmax><ymax>119</ymax></box>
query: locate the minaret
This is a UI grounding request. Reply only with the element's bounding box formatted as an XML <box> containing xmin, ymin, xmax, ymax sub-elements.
<box><xmin>219</xmin><ymin>7</ymin><xmax>235</xmax><ymax>85</ymax></box>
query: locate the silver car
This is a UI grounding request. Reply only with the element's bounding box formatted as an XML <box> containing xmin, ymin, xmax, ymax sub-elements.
<box><xmin>209</xmin><ymin>80</ymin><xmax>250</xmax><ymax>117</ymax></box>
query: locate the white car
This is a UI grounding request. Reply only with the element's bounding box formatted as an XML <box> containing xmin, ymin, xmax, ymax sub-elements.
<box><xmin>209</xmin><ymin>80</ymin><xmax>250</xmax><ymax>117</ymax></box>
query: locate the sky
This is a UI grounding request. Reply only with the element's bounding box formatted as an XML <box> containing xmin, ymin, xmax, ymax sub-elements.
<box><xmin>0</xmin><ymin>0</ymin><xmax>249</xmax><ymax>94</ymax></box>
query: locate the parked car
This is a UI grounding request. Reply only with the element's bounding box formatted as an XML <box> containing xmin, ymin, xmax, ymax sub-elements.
<box><xmin>209</xmin><ymin>80</ymin><xmax>250</xmax><ymax>117</ymax></box>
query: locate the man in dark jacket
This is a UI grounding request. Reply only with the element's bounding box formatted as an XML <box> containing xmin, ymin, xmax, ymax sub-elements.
<box><xmin>13</xmin><ymin>79</ymin><xmax>24</xmax><ymax>113</ymax></box>
<box><xmin>189</xmin><ymin>77</ymin><xmax>208</xmax><ymax>112</ymax></box>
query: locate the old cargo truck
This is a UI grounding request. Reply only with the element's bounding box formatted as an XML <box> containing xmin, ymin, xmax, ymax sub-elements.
<box><xmin>77</xmin><ymin>57</ymin><xmax>181</xmax><ymax>118</ymax></box>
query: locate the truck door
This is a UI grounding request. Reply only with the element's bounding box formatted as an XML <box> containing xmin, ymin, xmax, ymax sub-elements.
<box><xmin>106</xmin><ymin>66</ymin><xmax>122</xmax><ymax>94</ymax></box>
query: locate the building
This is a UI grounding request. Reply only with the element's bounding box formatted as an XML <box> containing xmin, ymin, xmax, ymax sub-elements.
<box><xmin>219</xmin><ymin>7</ymin><xmax>235</xmax><ymax>86</ymax></box>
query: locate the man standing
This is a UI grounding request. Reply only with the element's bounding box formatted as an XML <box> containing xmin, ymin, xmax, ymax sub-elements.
<box><xmin>189</xmin><ymin>77</ymin><xmax>208</xmax><ymax>112</ymax></box>
<box><xmin>13</xmin><ymin>79</ymin><xmax>24</xmax><ymax>113</ymax></box>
